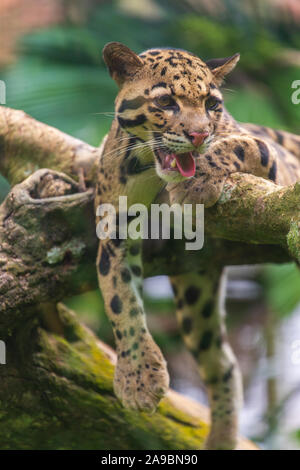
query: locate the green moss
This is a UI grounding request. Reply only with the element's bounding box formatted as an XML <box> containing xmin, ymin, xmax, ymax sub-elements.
<box><xmin>287</xmin><ymin>221</ymin><xmax>300</xmax><ymax>263</ymax></box>
<box><xmin>0</xmin><ymin>302</ymin><xmax>209</xmax><ymax>449</ymax></box>
<box><xmin>218</xmin><ymin>183</ymin><xmax>236</xmax><ymax>204</ymax></box>
<box><xmin>46</xmin><ymin>239</ymin><xmax>85</xmax><ymax>264</ymax></box>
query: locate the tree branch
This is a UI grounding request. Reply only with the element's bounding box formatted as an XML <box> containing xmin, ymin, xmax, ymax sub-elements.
<box><xmin>0</xmin><ymin>169</ymin><xmax>97</xmax><ymax>326</ymax></box>
<box><xmin>0</xmin><ymin>106</ymin><xmax>101</xmax><ymax>185</ymax></box>
<box><xmin>0</xmin><ymin>302</ymin><xmax>256</xmax><ymax>450</ymax></box>
<box><xmin>206</xmin><ymin>174</ymin><xmax>300</xmax><ymax>261</ymax></box>
<box><xmin>168</xmin><ymin>173</ymin><xmax>300</xmax><ymax>263</ymax></box>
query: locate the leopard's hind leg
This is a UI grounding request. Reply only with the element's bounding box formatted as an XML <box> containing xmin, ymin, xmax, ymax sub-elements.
<box><xmin>170</xmin><ymin>268</ymin><xmax>243</xmax><ymax>450</ymax></box>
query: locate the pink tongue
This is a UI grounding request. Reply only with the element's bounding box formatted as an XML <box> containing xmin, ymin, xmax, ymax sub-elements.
<box><xmin>173</xmin><ymin>152</ymin><xmax>195</xmax><ymax>177</ymax></box>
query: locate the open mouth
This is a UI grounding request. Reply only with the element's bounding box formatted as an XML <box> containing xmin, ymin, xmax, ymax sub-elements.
<box><xmin>155</xmin><ymin>149</ymin><xmax>197</xmax><ymax>178</ymax></box>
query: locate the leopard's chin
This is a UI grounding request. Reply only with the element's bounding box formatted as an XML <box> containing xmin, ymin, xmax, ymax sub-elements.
<box><xmin>154</xmin><ymin>147</ymin><xmax>197</xmax><ymax>182</ymax></box>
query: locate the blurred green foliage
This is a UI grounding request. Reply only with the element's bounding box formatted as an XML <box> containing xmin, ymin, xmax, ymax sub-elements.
<box><xmin>2</xmin><ymin>0</ymin><xmax>300</xmax><ymax>148</ymax></box>
<box><xmin>262</xmin><ymin>263</ymin><xmax>300</xmax><ymax>317</ymax></box>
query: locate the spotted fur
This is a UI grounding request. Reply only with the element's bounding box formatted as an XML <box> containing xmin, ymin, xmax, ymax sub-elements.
<box><xmin>95</xmin><ymin>42</ymin><xmax>300</xmax><ymax>450</ymax></box>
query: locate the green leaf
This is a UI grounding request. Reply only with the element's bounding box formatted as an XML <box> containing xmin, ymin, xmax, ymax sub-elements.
<box><xmin>262</xmin><ymin>263</ymin><xmax>300</xmax><ymax>317</ymax></box>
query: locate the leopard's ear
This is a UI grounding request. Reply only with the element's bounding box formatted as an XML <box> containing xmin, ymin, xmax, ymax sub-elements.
<box><xmin>206</xmin><ymin>53</ymin><xmax>240</xmax><ymax>86</ymax></box>
<box><xmin>103</xmin><ymin>42</ymin><xmax>144</xmax><ymax>87</ymax></box>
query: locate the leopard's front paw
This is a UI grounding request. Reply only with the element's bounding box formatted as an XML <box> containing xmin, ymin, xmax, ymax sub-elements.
<box><xmin>114</xmin><ymin>338</ymin><xmax>169</xmax><ymax>414</ymax></box>
<box><xmin>167</xmin><ymin>175</ymin><xmax>226</xmax><ymax>208</ymax></box>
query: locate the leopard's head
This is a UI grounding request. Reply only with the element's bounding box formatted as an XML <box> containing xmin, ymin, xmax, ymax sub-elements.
<box><xmin>103</xmin><ymin>42</ymin><xmax>239</xmax><ymax>182</ymax></box>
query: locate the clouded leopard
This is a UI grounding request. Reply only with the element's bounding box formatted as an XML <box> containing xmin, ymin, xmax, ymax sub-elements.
<box><xmin>95</xmin><ymin>42</ymin><xmax>300</xmax><ymax>450</ymax></box>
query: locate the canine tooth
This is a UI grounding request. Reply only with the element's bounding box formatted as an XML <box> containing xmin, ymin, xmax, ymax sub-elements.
<box><xmin>171</xmin><ymin>159</ymin><xmax>177</xmax><ymax>168</ymax></box>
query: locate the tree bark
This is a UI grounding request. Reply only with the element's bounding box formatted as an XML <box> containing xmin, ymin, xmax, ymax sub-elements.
<box><xmin>1</xmin><ymin>105</ymin><xmax>298</xmax><ymax>450</ymax></box>
<box><xmin>0</xmin><ymin>106</ymin><xmax>100</xmax><ymax>186</ymax></box>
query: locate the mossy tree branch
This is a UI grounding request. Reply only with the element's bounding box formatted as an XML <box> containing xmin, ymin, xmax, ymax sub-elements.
<box><xmin>0</xmin><ymin>106</ymin><xmax>100</xmax><ymax>186</ymax></box>
<box><xmin>0</xmin><ymin>301</ymin><xmax>255</xmax><ymax>450</ymax></box>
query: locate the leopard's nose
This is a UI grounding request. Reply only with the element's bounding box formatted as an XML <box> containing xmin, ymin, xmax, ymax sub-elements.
<box><xmin>189</xmin><ymin>132</ymin><xmax>209</xmax><ymax>147</ymax></box>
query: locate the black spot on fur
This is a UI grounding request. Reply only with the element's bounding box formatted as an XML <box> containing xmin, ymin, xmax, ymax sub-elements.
<box><xmin>233</xmin><ymin>145</ymin><xmax>245</xmax><ymax>162</ymax></box>
<box><xmin>171</xmin><ymin>283</ymin><xmax>178</xmax><ymax>296</ymax></box>
<box><xmin>127</xmin><ymin>156</ymin><xmax>152</xmax><ymax>174</ymax></box>
<box><xmin>209</xmin><ymin>161</ymin><xmax>220</xmax><ymax>169</ymax></box>
<box><xmin>121</xmin><ymin>268</ymin><xmax>132</xmax><ymax>283</ymax></box>
<box><xmin>130</xmin><ymin>308</ymin><xmax>139</xmax><ymax>317</ymax></box>
<box><xmin>129</xmin><ymin>244</ymin><xmax>140</xmax><ymax>256</ymax></box>
<box><xmin>116</xmin><ymin>330</ymin><xmax>122</xmax><ymax>340</ymax></box>
<box><xmin>202</xmin><ymin>300</ymin><xmax>214</xmax><ymax>318</ymax></box>
<box><xmin>148</xmin><ymin>105</ymin><xmax>161</xmax><ymax>113</ymax></box>
<box><xmin>119</xmin><ymin>175</ymin><xmax>127</xmax><ymax>184</ymax></box>
<box><xmin>268</xmin><ymin>160</ymin><xmax>277</xmax><ymax>182</ymax></box>
<box><xmin>216</xmin><ymin>335</ymin><xmax>223</xmax><ymax>348</ymax></box>
<box><xmin>154</xmin><ymin>121</ymin><xmax>166</xmax><ymax>129</ymax></box>
<box><xmin>206</xmin><ymin>376</ymin><xmax>219</xmax><ymax>385</ymax></box>
<box><xmin>110</xmin><ymin>295</ymin><xmax>123</xmax><ymax>314</ymax></box>
<box><xmin>151</xmin><ymin>82</ymin><xmax>167</xmax><ymax>90</ymax></box>
<box><xmin>164</xmin><ymin>57</ymin><xmax>178</xmax><ymax>67</ymax></box>
<box><xmin>106</xmin><ymin>242</ymin><xmax>115</xmax><ymax>258</ymax></box>
<box><xmin>199</xmin><ymin>330</ymin><xmax>213</xmax><ymax>351</ymax></box>
<box><xmin>129</xmin><ymin>327</ymin><xmax>135</xmax><ymax>336</ymax></box>
<box><xmin>161</xmin><ymin>66</ymin><xmax>167</xmax><ymax>76</ymax></box>
<box><xmin>223</xmin><ymin>364</ymin><xmax>234</xmax><ymax>382</ymax></box>
<box><xmin>255</xmin><ymin>139</ymin><xmax>269</xmax><ymax>166</ymax></box>
<box><xmin>117</xmin><ymin>96</ymin><xmax>146</xmax><ymax>113</ymax></box>
<box><xmin>118</xmin><ymin>114</ymin><xmax>147</xmax><ymax>128</ymax></box>
<box><xmin>185</xmin><ymin>286</ymin><xmax>200</xmax><ymax>305</ymax></box>
<box><xmin>275</xmin><ymin>130</ymin><xmax>284</xmax><ymax>145</ymax></box>
<box><xmin>99</xmin><ymin>246</ymin><xmax>110</xmax><ymax>276</ymax></box>
<box><xmin>182</xmin><ymin>317</ymin><xmax>193</xmax><ymax>335</ymax></box>
<box><xmin>111</xmin><ymin>237</ymin><xmax>122</xmax><ymax>247</ymax></box>
<box><xmin>131</xmin><ymin>265</ymin><xmax>142</xmax><ymax>276</ymax></box>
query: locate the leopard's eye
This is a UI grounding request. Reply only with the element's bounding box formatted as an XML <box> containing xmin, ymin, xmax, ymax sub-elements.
<box><xmin>205</xmin><ymin>96</ymin><xmax>221</xmax><ymax>111</ymax></box>
<box><xmin>154</xmin><ymin>94</ymin><xmax>177</xmax><ymax>109</ymax></box>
